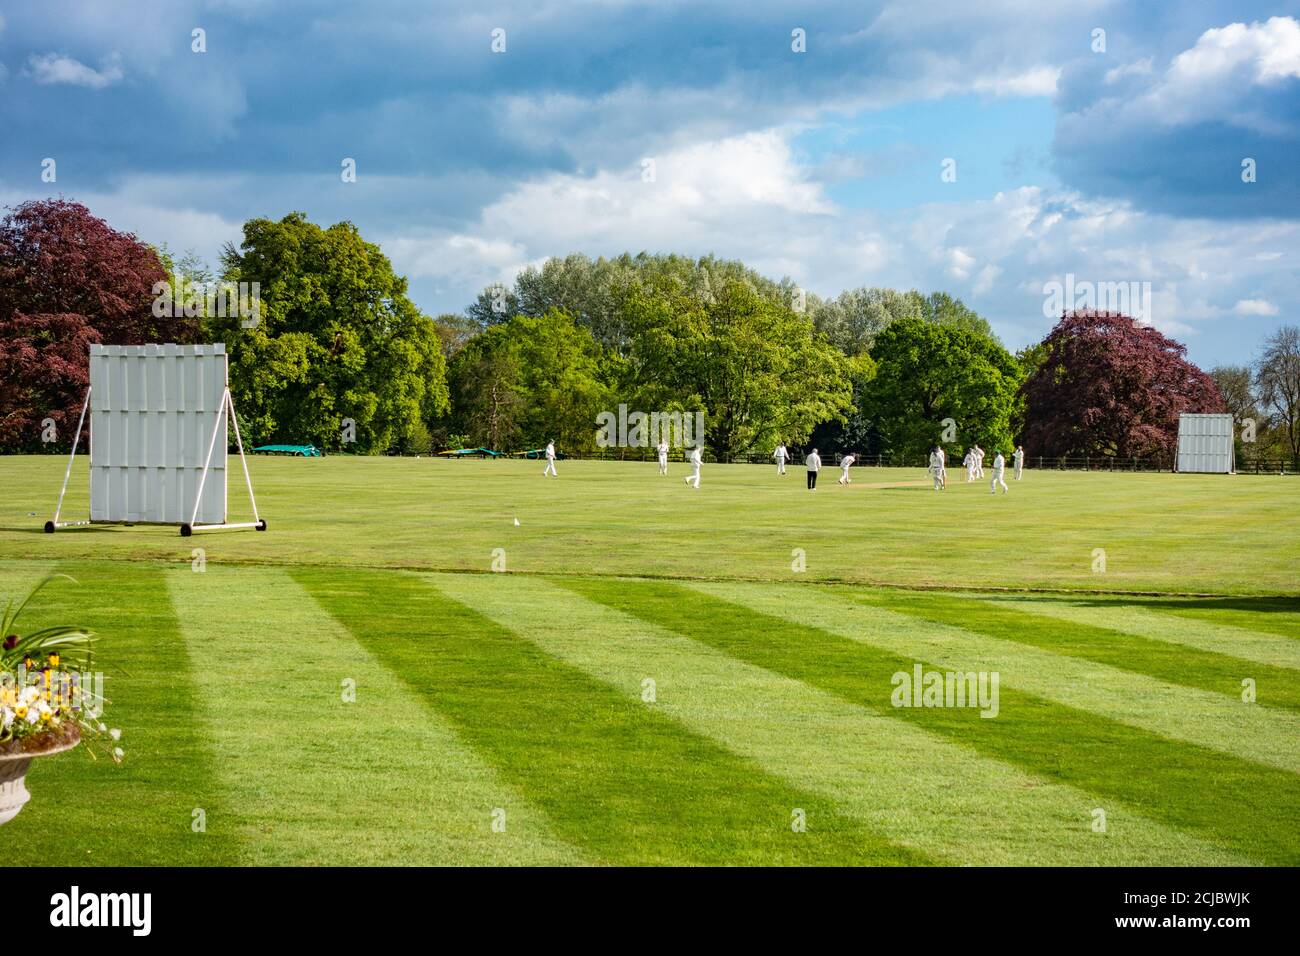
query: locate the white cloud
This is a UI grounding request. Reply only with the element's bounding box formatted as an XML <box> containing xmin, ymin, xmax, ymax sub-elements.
<box><xmin>386</xmin><ymin>233</ymin><xmax>535</xmax><ymax>292</ymax></box>
<box><xmin>0</xmin><ymin>179</ymin><xmax>243</xmax><ymax>275</ymax></box>
<box><xmin>1234</xmin><ymin>298</ymin><xmax>1279</xmax><ymax>316</ymax></box>
<box><xmin>973</xmin><ymin>263</ymin><xmax>1002</xmax><ymax>296</ymax></box>
<box><xmin>1169</xmin><ymin>16</ymin><xmax>1300</xmax><ymax>86</ymax></box>
<box><xmin>27</xmin><ymin>51</ymin><xmax>123</xmax><ymax>89</ymax></box>
<box><xmin>946</xmin><ymin>248</ymin><xmax>977</xmax><ymax>280</ymax></box>
<box><xmin>388</xmin><ymin>130</ymin><xmax>840</xmax><ymax>286</ymax></box>
<box><xmin>1141</xmin><ymin>16</ymin><xmax>1300</xmax><ymax>131</ymax></box>
<box><xmin>381</xmin><ymin>128</ymin><xmax>903</xmax><ymax>314</ymax></box>
<box><xmin>372</xmin><ymin>123</ymin><xmax>1300</xmax><ymax>364</ymax></box>
<box><xmin>1053</xmin><ymin>18</ymin><xmax>1300</xmax><ymax>217</ymax></box>
<box><xmin>971</xmin><ymin>66</ymin><xmax>1061</xmax><ymax>97</ymax></box>
<box><xmin>6</xmin><ymin>118</ymin><xmax>1294</xmax><ymax>366</ymax></box>
<box><xmin>1104</xmin><ymin>58</ymin><xmax>1154</xmax><ymax>84</ymax></box>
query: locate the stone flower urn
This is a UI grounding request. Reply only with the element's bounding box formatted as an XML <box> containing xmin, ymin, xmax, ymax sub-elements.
<box><xmin>0</xmin><ymin>725</ymin><xmax>81</xmax><ymax>825</ymax></box>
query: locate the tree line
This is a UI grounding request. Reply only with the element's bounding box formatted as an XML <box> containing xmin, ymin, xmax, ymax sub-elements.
<box><xmin>3</xmin><ymin>200</ymin><xmax>1298</xmax><ymax>466</ymax></box>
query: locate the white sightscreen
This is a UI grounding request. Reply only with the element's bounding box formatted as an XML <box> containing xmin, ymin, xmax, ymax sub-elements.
<box><xmin>1176</xmin><ymin>413</ymin><xmax>1234</xmax><ymax>474</ymax></box>
<box><xmin>89</xmin><ymin>344</ymin><xmax>227</xmax><ymax>523</ymax></box>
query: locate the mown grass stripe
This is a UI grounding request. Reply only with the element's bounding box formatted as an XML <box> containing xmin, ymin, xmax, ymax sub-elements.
<box><xmin>867</xmin><ymin>591</ymin><xmax>1300</xmax><ymax>713</ymax></box>
<box><xmin>168</xmin><ymin>565</ymin><xmax>584</xmax><ymax>866</ymax></box>
<box><xmin>296</xmin><ymin>566</ymin><xmax>929</xmax><ymax>865</ymax></box>
<box><xmin>1124</xmin><ymin>597</ymin><xmax>1300</xmax><ymax>643</ymax></box>
<box><xmin>566</xmin><ymin>577</ymin><xmax>1300</xmax><ymax>865</ymax></box>
<box><xmin>3</xmin><ymin>561</ymin><xmax>236</xmax><ymax>865</ymax></box>
<box><xmin>0</xmin><ymin>558</ymin><xmax>58</xmax><ymax>596</ymax></box>
<box><xmin>710</xmin><ymin>582</ymin><xmax>1300</xmax><ymax>774</ymax></box>
<box><xmin>438</xmin><ymin>572</ymin><xmax>1250</xmax><ymax>866</ymax></box>
<box><xmin>983</xmin><ymin>595</ymin><xmax>1300</xmax><ymax>672</ymax></box>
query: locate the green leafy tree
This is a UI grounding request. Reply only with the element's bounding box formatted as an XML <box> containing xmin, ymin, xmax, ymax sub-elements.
<box><xmin>810</xmin><ymin>287</ymin><xmax>921</xmax><ymax>355</ymax></box>
<box><xmin>447</xmin><ymin>309</ymin><xmax>611</xmax><ymax>452</ymax></box>
<box><xmin>449</xmin><ymin>343</ymin><xmax>524</xmax><ymax>451</ymax></box>
<box><xmin>210</xmin><ymin>213</ymin><xmax>448</xmax><ymax>453</ymax></box>
<box><xmin>865</xmin><ymin>318</ymin><xmax>1022</xmax><ymax>458</ymax></box>
<box><xmin>1012</xmin><ymin>340</ymin><xmax>1049</xmax><ymax>439</ymax></box>
<box><xmin>433</xmin><ymin>312</ymin><xmax>480</xmax><ymax>359</ymax></box>
<box><xmin>810</xmin><ymin>288</ymin><xmax>997</xmax><ymax>356</ymax></box>
<box><xmin>467</xmin><ymin>252</ymin><xmax>795</xmax><ymax>352</ymax></box>
<box><xmin>916</xmin><ymin>291</ymin><xmax>998</xmax><ymax>341</ymax></box>
<box><xmin>1211</xmin><ymin>364</ymin><xmax>1259</xmax><ymax>465</ymax></box>
<box><xmin>623</xmin><ymin>277</ymin><xmax>852</xmax><ymax>458</ymax></box>
<box><xmin>808</xmin><ymin>352</ymin><xmax>879</xmax><ymax>455</ymax></box>
<box><xmin>1254</xmin><ymin>325</ymin><xmax>1300</xmax><ymax>467</ymax></box>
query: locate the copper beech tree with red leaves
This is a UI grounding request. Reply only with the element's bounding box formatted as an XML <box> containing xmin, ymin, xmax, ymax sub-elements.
<box><xmin>0</xmin><ymin>199</ymin><xmax>197</xmax><ymax>450</ymax></box>
<box><xmin>1020</xmin><ymin>310</ymin><xmax>1224</xmax><ymax>460</ymax></box>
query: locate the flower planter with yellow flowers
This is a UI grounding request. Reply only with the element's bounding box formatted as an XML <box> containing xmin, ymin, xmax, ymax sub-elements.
<box><xmin>0</xmin><ymin>723</ymin><xmax>80</xmax><ymax>825</ymax></box>
<box><xmin>1</xmin><ymin>575</ymin><xmax>121</xmax><ymax>825</ymax></box>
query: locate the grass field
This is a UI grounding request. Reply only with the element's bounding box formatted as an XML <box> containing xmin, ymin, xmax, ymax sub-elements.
<box><xmin>0</xmin><ymin>454</ymin><xmax>1296</xmax><ymax>865</ymax></box>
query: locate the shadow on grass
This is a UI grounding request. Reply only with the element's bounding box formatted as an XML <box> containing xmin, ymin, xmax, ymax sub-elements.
<box><xmin>1042</xmin><ymin>594</ymin><xmax>1300</xmax><ymax>614</ymax></box>
<box><xmin>0</xmin><ymin>525</ymin><xmax>124</xmax><ymax>534</ymax></box>
<box><xmin>1126</xmin><ymin>596</ymin><xmax>1299</xmax><ymax>614</ymax></box>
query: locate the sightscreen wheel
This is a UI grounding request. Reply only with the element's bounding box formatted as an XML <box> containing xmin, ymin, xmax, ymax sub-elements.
<box><xmin>180</xmin><ymin>523</ymin><xmax>193</xmax><ymax>537</ymax></box>
<box><xmin>256</xmin><ymin>519</ymin><xmax>267</xmax><ymax>531</ymax></box>
<box><xmin>43</xmin><ymin>521</ymin><xmax>55</xmax><ymax>534</ymax></box>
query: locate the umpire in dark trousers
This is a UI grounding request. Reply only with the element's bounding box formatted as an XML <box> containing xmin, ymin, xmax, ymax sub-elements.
<box><xmin>805</xmin><ymin>448</ymin><xmax>822</xmax><ymax>490</ymax></box>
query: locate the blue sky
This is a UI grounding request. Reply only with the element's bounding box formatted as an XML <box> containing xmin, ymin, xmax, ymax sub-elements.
<box><xmin>2</xmin><ymin>0</ymin><xmax>1298</xmax><ymax>365</ymax></box>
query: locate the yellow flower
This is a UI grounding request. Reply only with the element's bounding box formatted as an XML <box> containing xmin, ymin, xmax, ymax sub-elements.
<box><xmin>40</xmin><ymin>709</ymin><xmax>52</xmax><ymax>722</ymax></box>
<box><xmin>14</xmin><ymin>705</ymin><xmax>27</xmax><ymax>719</ymax></box>
<box><xmin>47</xmin><ymin>653</ymin><xmax>60</xmax><ymax>668</ymax></box>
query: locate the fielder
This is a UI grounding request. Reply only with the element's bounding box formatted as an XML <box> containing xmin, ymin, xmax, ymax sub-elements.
<box><xmin>935</xmin><ymin>445</ymin><xmax>947</xmax><ymax>489</ymax></box>
<box><xmin>929</xmin><ymin>447</ymin><xmax>944</xmax><ymax>491</ymax></box>
<box><xmin>964</xmin><ymin>448</ymin><xmax>975</xmax><ymax>482</ymax></box>
<box><xmin>543</xmin><ymin>441</ymin><xmax>558</xmax><ymax>477</ymax></box>
<box><xmin>657</xmin><ymin>440</ymin><xmax>670</xmax><ymax>475</ymax></box>
<box><xmin>1013</xmin><ymin>445</ymin><xmax>1025</xmax><ymax>480</ymax></box>
<box><xmin>684</xmin><ymin>444</ymin><xmax>703</xmax><ymax>488</ymax></box>
<box><xmin>773</xmin><ymin>442</ymin><xmax>789</xmax><ymax>475</ymax></box>
<box><xmin>805</xmin><ymin>448</ymin><xmax>821</xmax><ymax>490</ymax></box>
<box><xmin>975</xmin><ymin>445</ymin><xmax>986</xmax><ymax>479</ymax></box>
<box><xmin>990</xmin><ymin>450</ymin><xmax>1009</xmax><ymax>494</ymax></box>
<box><xmin>837</xmin><ymin>452</ymin><xmax>856</xmax><ymax>484</ymax></box>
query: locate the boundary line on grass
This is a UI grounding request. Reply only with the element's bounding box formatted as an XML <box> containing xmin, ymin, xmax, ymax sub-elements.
<box><xmin>16</xmin><ymin>555</ymin><xmax>1297</xmax><ymax>600</ymax></box>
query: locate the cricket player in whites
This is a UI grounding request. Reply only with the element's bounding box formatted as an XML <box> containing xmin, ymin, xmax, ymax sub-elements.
<box><xmin>773</xmin><ymin>442</ymin><xmax>789</xmax><ymax>475</ymax></box>
<box><xmin>935</xmin><ymin>445</ymin><xmax>947</xmax><ymax>489</ymax></box>
<box><xmin>684</xmin><ymin>444</ymin><xmax>703</xmax><ymax>488</ymax></box>
<box><xmin>990</xmin><ymin>450</ymin><xmax>1009</xmax><ymax>494</ymax></box>
<box><xmin>543</xmin><ymin>441</ymin><xmax>558</xmax><ymax>477</ymax></box>
<box><xmin>837</xmin><ymin>452</ymin><xmax>856</xmax><ymax>485</ymax></box>
<box><xmin>963</xmin><ymin>447</ymin><xmax>975</xmax><ymax>482</ymax></box>
<box><xmin>929</xmin><ymin>447</ymin><xmax>944</xmax><ymax>491</ymax></box>
<box><xmin>975</xmin><ymin>445</ymin><xmax>986</xmax><ymax>479</ymax></box>
<box><xmin>805</xmin><ymin>447</ymin><xmax>821</xmax><ymax>490</ymax></box>
<box><xmin>1013</xmin><ymin>445</ymin><xmax>1025</xmax><ymax>480</ymax></box>
<box><xmin>657</xmin><ymin>439</ymin><xmax>670</xmax><ymax>475</ymax></box>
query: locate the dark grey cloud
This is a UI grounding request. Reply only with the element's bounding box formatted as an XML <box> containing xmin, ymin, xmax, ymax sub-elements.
<box><xmin>1051</xmin><ymin>11</ymin><xmax>1300</xmax><ymax>218</ymax></box>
